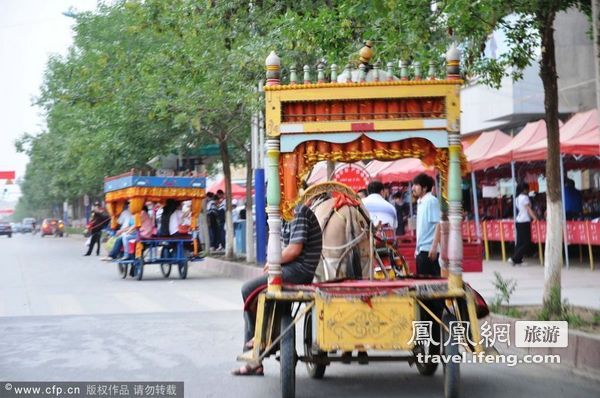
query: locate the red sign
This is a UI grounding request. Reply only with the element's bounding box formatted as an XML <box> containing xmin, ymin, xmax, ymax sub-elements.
<box><xmin>332</xmin><ymin>164</ymin><xmax>370</xmax><ymax>192</ymax></box>
<box><xmin>0</xmin><ymin>171</ymin><xmax>15</xmax><ymax>180</ymax></box>
<box><xmin>350</xmin><ymin>122</ymin><xmax>374</xmax><ymax>132</ymax></box>
<box><xmin>0</xmin><ymin>209</ymin><xmax>15</xmax><ymax>215</ymax></box>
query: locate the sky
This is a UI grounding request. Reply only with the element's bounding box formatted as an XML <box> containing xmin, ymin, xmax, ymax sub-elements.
<box><xmin>0</xmin><ymin>0</ymin><xmax>98</xmax><ymax>201</ymax></box>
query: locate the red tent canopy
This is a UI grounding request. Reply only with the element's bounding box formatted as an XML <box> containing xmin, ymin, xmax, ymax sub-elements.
<box><xmin>464</xmin><ymin>130</ymin><xmax>512</xmax><ymax>169</ymax></box>
<box><xmin>206</xmin><ymin>178</ymin><xmax>246</xmax><ymax>199</ymax></box>
<box><xmin>370</xmin><ymin>158</ymin><xmax>434</xmax><ymax>183</ymax></box>
<box><xmin>513</xmin><ymin>109</ymin><xmax>598</xmax><ymax>160</ymax></box>
<box><xmin>557</xmin><ymin>109</ymin><xmax>599</xmax><ymax>156</ymax></box>
<box><xmin>562</xmin><ymin>126</ymin><xmax>600</xmax><ymax>156</ymax></box>
<box><xmin>471</xmin><ymin>119</ymin><xmax>562</xmax><ymax>171</ymax></box>
<box><xmin>365</xmin><ymin>160</ymin><xmax>395</xmax><ymax>177</ymax></box>
<box><xmin>561</xmin><ymin>109</ymin><xmax>598</xmax><ymax>141</ymax></box>
<box><xmin>307</xmin><ymin>161</ymin><xmax>329</xmax><ymax>184</ymax></box>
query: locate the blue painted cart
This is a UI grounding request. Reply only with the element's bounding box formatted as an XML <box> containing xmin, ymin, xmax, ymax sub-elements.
<box><xmin>104</xmin><ymin>171</ymin><xmax>207</xmax><ymax>280</ymax></box>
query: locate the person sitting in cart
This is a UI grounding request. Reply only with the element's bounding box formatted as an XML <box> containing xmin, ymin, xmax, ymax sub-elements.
<box><xmin>101</xmin><ymin>206</ymin><xmax>154</xmax><ymax>261</ymax></box>
<box><xmin>156</xmin><ymin>199</ymin><xmax>190</xmax><ymax>236</ymax></box>
<box><xmin>232</xmin><ymin>203</ymin><xmax>323</xmax><ymax>376</ymax></box>
<box><xmin>168</xmin><ymin>200</ymin><xmax>193</xmax><ymax>236</ymax></box>
<box><xmin>168</xmin><ymin>201</ymin><xmax>185</xmax><ymax>235</ymax></box>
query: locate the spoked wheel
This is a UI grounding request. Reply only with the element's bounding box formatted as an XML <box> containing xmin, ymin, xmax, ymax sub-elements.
<box><xmin>414</xmin><ymin>303</ymin><xmax>441</xmax><ymax>375</ymax></box>
<box><xmin>117</xmin><ymin>263</ymin><xmax>128</xmax><ymax>279</ymax></box>
<box><xmin>442</xmin><ymin>311</ymin><xmax>460</xmax><ymax>398</ymax></box>
<box><xmin>303</xmin><ymin>311</ymin><xmax>327</xmax><ymax>379</ymax></box>
<box><xmin>178</xmin><ymin>261</ymin><xmax>188</xmax><ymax>279</ymax></box>
<box><xmin>160</xmin><ymin>264</ymin><xmax>172</xmax><ymax>278</ymax></box>
<box><xmin>413</xmin><ymin>341</ymin><xmax>440</xmax><ymax>376</ymax></box>
<box><xmin>162</xmin><ymin>246</ymin><xmax>181</xmax><ymax>279</ymax></box>
<box><xmin>280</xmin><ymin>309</ymin><xmax>296</xmax><ymax>398</ymax></box>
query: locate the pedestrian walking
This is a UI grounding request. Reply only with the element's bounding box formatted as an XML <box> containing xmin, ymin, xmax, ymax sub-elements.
<box><xmin>84</xmin><ymin>202</ymin><xmax>110</xmax><ymax>256</ymax></box>
<box><xmin>509</xmin><ymin>182</ymin><xmax>538</xmax><ymax>266</ymax></box>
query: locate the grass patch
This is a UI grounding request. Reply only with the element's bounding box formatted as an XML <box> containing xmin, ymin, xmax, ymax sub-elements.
<box><xmin>488</xmin><ymin>273</ymin><xmax>598</xmax><ymax>333</ymax></box>
<box><xmin>489</xmin><ymin>271</ymin><xmax>519</xmax><ymax>317</ymax></box>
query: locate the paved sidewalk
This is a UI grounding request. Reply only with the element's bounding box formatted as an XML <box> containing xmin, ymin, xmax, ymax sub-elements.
<box><xmin>463</xmin><ymin>260</ymin><xmax>600</xmax><ymax>310</ymax></box>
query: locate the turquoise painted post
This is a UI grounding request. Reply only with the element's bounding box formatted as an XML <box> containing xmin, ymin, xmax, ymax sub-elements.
<box><xmin>446</xmin><ymin>43</ymin><xmax>463</xmax><ymax>290</ymax></box>
<box><xmin>265</xmin><ymin>51</ymin><xmax>283</xmax><ymax>291</ymax></box>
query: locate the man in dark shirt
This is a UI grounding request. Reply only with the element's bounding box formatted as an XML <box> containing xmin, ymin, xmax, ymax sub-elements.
<box><xmin>84</xmin><ymin>202</ymin><xmax>110</xmax><ymax>256</ymax></box>
<box><xmin>564</xmin><ymin>179</ymin><xmax>583</xmax><ymax>220</ymax></box>
<box><xmin>233</xmin><ymin>203</ymin><xmax>322</xmax><ymax>375</ymax></box>
<box><xmin>392</xmin><ymin>192</ymin><xmax>406</xmax><ymax>236</ymax></box>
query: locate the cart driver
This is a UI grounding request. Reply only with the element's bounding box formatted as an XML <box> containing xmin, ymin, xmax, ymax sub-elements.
<box><xmin>232</xmin><ymin>203</ymin><xmax>323</xmax><ymax>376</ymax></box>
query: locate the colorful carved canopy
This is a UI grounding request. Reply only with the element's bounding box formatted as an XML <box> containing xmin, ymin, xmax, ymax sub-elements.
<box><xmin>264</xmin><ymin>45</ymin><xmax>465</xmax><ymax>219</ymax></box>
<box><xmin>103</xmin><ymin>173</ymin><xmax>206</xmax><ymax>229</ymax></box>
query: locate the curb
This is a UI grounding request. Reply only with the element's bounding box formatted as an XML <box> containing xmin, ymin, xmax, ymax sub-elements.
<box><xmin>203</xmin><ymin>256</ymin><xmax>263</xmax><ymax>281</ymax></box>
<box><xmin>486</xmin><ymin>313</ymin><xmax>600</xmax><ymax>380</ymax></box>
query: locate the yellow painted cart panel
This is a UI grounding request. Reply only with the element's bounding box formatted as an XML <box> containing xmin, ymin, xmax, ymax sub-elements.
<box><xmin>315</xmin><ymin>294</ymin><xmax>417</xmax><ymax>352</ymax></box>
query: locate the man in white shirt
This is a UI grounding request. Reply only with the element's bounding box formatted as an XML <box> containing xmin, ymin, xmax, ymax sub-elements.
<box><xmin>412</xmin><ymin>173</ymin><xmax>441</xmax><ymax>276</ymax></box>
<box><xmin>117</xmin><ymin>206</ymin><xmax>132</xmax><ymax>230</ymax></box>
<box><xmin>510</xmin><ymin>182</ymin><xmax>538</xmax><ymax>265</ymax></box>
<box><xmin>362</xmin><ymin>181</ymin><xmax>397</xmax><ymax>229</ymax></box>
<box><xmin>169</xmin><ymin>202</ymin><xmax>184</xmax><ymax>235</ymax></box>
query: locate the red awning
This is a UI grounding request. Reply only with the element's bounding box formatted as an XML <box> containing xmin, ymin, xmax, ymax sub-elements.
<box><xmin>465</xmin><ymin>130</ymin><xmax>512</xmax><ymax>169</ymax></box>
<box><xmin>206</xmin><ymin>178</ymin><xmax>246</xmax><ymax>199</ymax></box>
<box><xmin>371</xmin><ymin>158</ymin><xmax>434</xmax><ymax>183</ymax></box>
<box><xmin>562</xmin><ymin>126</ymin><xmax>600</xmax><ymax>156</ymax></box>
<box><xmin>471</xmin><ymin>119</ymin><xmax>561</xmax><ymax>171</ymax></box>
<box><xmin>512</xmin><ymin>109</ymin><xmax>598</xmax><ymax>160</ymax></box>
<box><xmin>307</xmin><ymin>161</ymin><xmax>329</xmax><ymax>185</ymax></box>
<box><xmin>365</xmin><ymin>160</ymin><xmax>395</xmax><ymax>177</ymax></box>
<box><xmin>560</xmin><ymin>109</ymin><xmax>599</xmax><ymax>156</ymax></box>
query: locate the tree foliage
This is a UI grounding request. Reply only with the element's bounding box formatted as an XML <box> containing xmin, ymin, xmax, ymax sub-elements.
<box><xmin>18</xmin><ymin>0</ymin><xmax>455</xmax><ymax>213</ymax></box>
<box><xmin>16</xmin><ymin>0</ymin><xmax>592</xmax><ymax>280</ymax></box>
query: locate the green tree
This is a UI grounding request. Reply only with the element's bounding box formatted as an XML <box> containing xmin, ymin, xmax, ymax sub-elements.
<box><xmin>439</xmin><ymin>0</ymin><xmax>591</xmax><ymax>316</ymax></box>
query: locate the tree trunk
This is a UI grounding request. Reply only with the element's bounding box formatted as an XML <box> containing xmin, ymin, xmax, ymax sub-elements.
<box><xmin>219</xmin><ymin>139</ymin><xmax>235</xmax><ymax>260</ymax></box>
<box><xmin>245</xmin><ymin>148</ymin><xmax>256</xmax><ymax>262</ymax></box>
<box><xmin>539</xmin><ymin>11</ymin><xmax>563</xmax><ymax>315</ymax></box>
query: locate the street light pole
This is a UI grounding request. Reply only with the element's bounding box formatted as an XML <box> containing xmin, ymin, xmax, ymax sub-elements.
<box><xmin>255</xmin><ymin>80</ymin><xmax>267</xmax><ymax>264</ymax></box>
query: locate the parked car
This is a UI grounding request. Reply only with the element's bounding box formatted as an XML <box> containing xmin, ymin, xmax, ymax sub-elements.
<box><xmin>40</xmin><ymin>219</ymin><xmax>65</xmax><ymax>237</ymax></box>
<box><xmin>10</xmin><ymin>222</ymin><xmax>21</xmax><ymax>233</ymax></box>
<box><xmin>0</xmin><ymin>221</ymin><xmax>12</xmax><ymax>238</ymax></box>
<box><xmin>21</xmin><ymin>218</ymin><xmax>36</xmax><ymax>233</ymax></box>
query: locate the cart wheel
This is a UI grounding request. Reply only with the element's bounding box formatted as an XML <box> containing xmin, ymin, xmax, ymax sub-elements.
<box><xmin>118</xmin><ymin>263</ymin><xmax>128</xmax><ymax>279</ymax></box>
<box><xmin>413</xmin><ymin>341</ymin><xmax>440</xmax><ymax>376</ymax></box>
<box><xmin>442</xmin><ymin>312</ymin><xmax>460</xmax><ymax>398</ymax></box>
<box><xmin>413</xmin><ymin>304</ymin><xmax>441</xmax><ymax>376</ymax></box>
<box><xmin>178</xmin><ymin>261</ymin><xmax>188</xmax><ymax>279</ymax></box>
<box><xmin>134</xmin><ymin>261</ymin><xmax>144</xmax><ymax>281</ymax></box>
<box><xmin>160</xmin><ymin>264</ymin><xmax>172</xmax><ymax>278</ymax></box>
<box><xmin>280</xmin><ymin>309</ymin><xmax>296</xmax><ymax>398</ymax></box>
<box><xmin>303</xmin><ymin>311</ymin><xmax>326</xmax><ymax>379</ymax></box>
